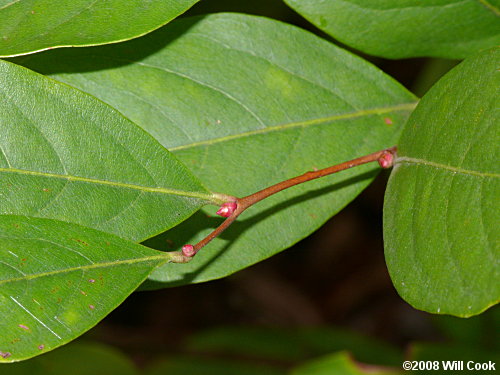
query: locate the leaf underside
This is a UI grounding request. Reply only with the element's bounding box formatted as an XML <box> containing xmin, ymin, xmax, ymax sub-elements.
<box><xmin>0</xmin><ymin>60</ymin><xmax>213</xmax><ymax>242</ymax></box>
<box><xmin>15</xmin><ymin>13</ymin><xmax>418</xmax><ymax>286</ymax></box>
<box><xmin>0</xmin><ymin>0</ymin><xmax>200</xmax><ymax>57</ymax></box>
<box><xmin>285</xmin><ymin>0</ymin><xmax>500</xmax><ymax>59</ymax></box>
<box><xmin>383</xmin><ymin>47</ymin><xmax>500</xmax><ymax>316</ymax></box>
<box><xmin>0</xmin><ymin>215</ymin><xmax>169</xmax><ymax>362</ymax></box>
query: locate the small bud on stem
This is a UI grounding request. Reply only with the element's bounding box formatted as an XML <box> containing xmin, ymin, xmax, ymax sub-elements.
<box><xmin>216</xmin><ymin>201</ymin><xmax>238</xmax><ymax>217</ymax></box>
<box><xmin>171</xmin><ymin>147</ymin><xmax>398</xmax><ymax>262</ymax></box>
<box><xmin>182</xmin><ymin>244</ymin><xmax>196</xmax><ymax>257</ymax></box>
<box><xmin>378</xmin><ymin>150</ymin><xmax>395</xmax><ymax>168</ymax></box>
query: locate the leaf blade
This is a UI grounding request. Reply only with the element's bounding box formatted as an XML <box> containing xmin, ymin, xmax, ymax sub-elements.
<box><xmin>383</xmin><ymin>47</ymin><xmax>500</xmax><ymax>316</ymax></box>
<box><xmin>284</xmin><ymin>0</ymin><xmax>500</xmax><ymax>59</ymax></box>
<box><xmin>0</xmin><ymin>0</ymin><xmax>200</xmax><ymax>57</ymax></box>
<box><xmin>0</xmin><ymin>60</ymin><xmax>214</xmax><ymax>242</ymax></box>
<box><xmin>0</xmin><ymin>215</ymin><xmax>171</xmax><ymax>362</ymax></box>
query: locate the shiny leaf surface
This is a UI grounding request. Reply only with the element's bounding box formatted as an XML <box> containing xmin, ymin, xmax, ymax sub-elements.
<box><xmin>16</xmin><ymin>14</ymin><xmax>417</xmax><ymax>286</ymax></box>
<box><xmin>0</xmin><ymin>0</ymin><xmax>199</xmax><ymax>57</ymax></box>
<box><xmin>285</xmin><ymin>0</ymin><xmax>500</xmax><ymax>59</ymax></box>
<box><xmin>0</xmin><ymin>215</ymin><xmax>172</xmax><ymax>362</ymax></box>
<box><xmin>384</xmin><ymin>47</ymin><xmax>500</xmax><ymax>316</ymax></box>
<box><xmin>0</xmin><ymin>60</ymin><xmax>214</xmax><ymax>242</ymax></box>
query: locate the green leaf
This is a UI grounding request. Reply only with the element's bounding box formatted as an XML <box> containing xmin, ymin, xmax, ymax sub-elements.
<box><xmin>0</xmin><ymin>0</ymin><xmax>199</xmax><ymax>58</ymax></box>
<box><xmin>290</xmin><ymin>352</ymin><xmax>402</xmax><ymax>375</ymax></box>
<box><xmin>5</xmin><ymin>341</ymin><xmax>139</xmax><ymax>374</ymax></box>
<box><xmin>0</xmin><ymin>215</ymin><xmax>172</xmax><ymax>362</ymax></box>
<box><xmin>0</xmin><ymin>60</ymin><xmax>216</xmax><ymax>242</ymax></box>
<box><xmin>15</xmin><ymin>13</ymin><xmax>417</xmax><ymax>286</ymax></box>
<box><xmin>284</xmin><ymin>0</ymin><xmax>500</xmax><ymax>59</ymax></box>
<box><xmin>383</xmin><ymin>47</ymin><xmax>500</xmax><ymax>316</ymax></box>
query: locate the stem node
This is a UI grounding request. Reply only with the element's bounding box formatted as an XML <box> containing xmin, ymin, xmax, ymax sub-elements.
<box><xmin>179</xmin><ymin>146</ymin><xmax>397</xmax><ymax>259</ymax></box>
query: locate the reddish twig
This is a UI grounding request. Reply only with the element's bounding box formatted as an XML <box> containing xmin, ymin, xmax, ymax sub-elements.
<box><xmin>173</xmin><ymin>147</ymin><xmax>397</xmax><ymax>261</ymax></box>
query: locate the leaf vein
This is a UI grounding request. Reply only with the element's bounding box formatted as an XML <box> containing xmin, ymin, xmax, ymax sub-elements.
<box><xmin>0</xmin><ymin>253</ymin><xmax>168</xmax><ymax>286</ymax></box>
<box><xmin>477</xmin><ymin>0</ymin><xmax>500</xmax><ymax>16</ymax></box>
<box><xmin>129</xmin><ymin>60</ymin><xmax>266</xmax><ymax>127</ymax></box>
<box><xmin>0</xmin><ymin>144</ymin><xmax>11</xmax><ymax>168</ymax></box>
<box><xmin>188</xmin><ymin>32</ymin><xmax>357</xmax><ymax>111</ymax></box>
<box><xmin>0</xmin><ymin>167</ymin><xmax>216</xmax><ymax>202</ymax></box>
<box><xmin>169</xmin><ymin>103</ymin><xmax>417</xmax><ymax>151</ymax></box>
<box><xmin>396</xmin><ymin>157</ymin><xmax>499</xmax><ymax>178</ymax></box>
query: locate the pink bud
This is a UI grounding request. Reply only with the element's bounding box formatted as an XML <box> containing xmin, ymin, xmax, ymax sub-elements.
<box><xmin>216</xmin><ymin>201</ymin><xmax>237</xmax><ymax>218</ymax></box>
<box><xmin>378</xmin><ymin>151</ymin><xmax>394</xmax><ymax>168</ymax></box>
<box><xmin>182</xmin><ymin>244</ymin><xmax>196</xmax><ymax>257</ymax></box>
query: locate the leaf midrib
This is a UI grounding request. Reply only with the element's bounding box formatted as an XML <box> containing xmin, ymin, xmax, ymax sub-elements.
<box><xmin>0</xmin><ymin>253</ymin><xmax>169</xmax><ymax>286</ymax></box>
<box><xmin>0</xmin><ymin>167</ymin><xmax>216</xmax><ymax>202</ymax></box>
<box><xmin>396</xmin><ymin>156</ymin><xmax>500</xmax><ymax>178</ymax></box>
<box><xmin>169</xmin><ymin>103</ymin><xmax>417</xmax><ymax>151</ymax></box>
<box><xmin>477</xmin><ymin>0</ymin><xmax>500</xmax><ymax>16</ymax></box>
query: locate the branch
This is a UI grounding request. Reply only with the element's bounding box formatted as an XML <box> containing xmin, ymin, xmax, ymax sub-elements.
<box><xmin>171</xmin><ymin>147</ymin><xmax>397</xmax><ymax>261</ymax></box>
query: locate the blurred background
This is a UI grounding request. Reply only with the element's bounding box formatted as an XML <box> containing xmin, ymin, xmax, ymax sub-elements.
<box><xmin>8</xmin><ymin>1</ymin><xmax>498</xmax><ymax>374</ymax></box>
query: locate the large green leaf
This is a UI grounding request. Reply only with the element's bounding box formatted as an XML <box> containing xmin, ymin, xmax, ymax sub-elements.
<box><xmin>0</xmin><ymin>215</ymin><xmax>173</xmax><ymax>362</ymax></box>
<box><xmin>0</xmin><ymin>60</ymin><xmax>217</xmax><ymax>242</ymax></box>
<box><xmin>0</xmin><ymin>0</ymin><xmax>199</xmax><ymax>57</ymax></box>
<box><xmin>16</xmin><ymin>14</ymin><xmax>417</xmax><ymax>286</ymax></box>
<box><xmin>284</xmin><ymin>0</ymin><xmax>500</xmax><ymax>59</ymax></box>
<box><xmin>383</xmin><ymin>47</ymin><xmax>499</xmax><ymax>316</ymax></box>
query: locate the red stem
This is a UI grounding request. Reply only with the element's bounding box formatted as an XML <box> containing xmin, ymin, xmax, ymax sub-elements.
<box><xmin>174</xmin><ymin>147</ymin><xmax>396</xmax><ymax>260</ymax></box>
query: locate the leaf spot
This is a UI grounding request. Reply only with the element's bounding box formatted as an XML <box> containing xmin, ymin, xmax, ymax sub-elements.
<box><xmin>71</xmin><ymin>238</ymin><xmax>89</xmax><ymax>246</ymax></box>
<box><xmin>18</xmin><ymin>324</ymin><xmax>29</xmax><ymax>330</ymax></box>
<box><xmin>80</xmin><ymin>291</ymin><xmax>87</xmax><ymax>296</ymax></box>
<box><xmin>88</xmin><ymin>279</ymin><xmax>95</xmax><ymax>283</ymax></box>
<box><xmin>0</xmin><ymin>351</ymin><xmax>11</xmax><ymax>359</ymax></box>
<box><xmin>89</xmin><ymin>304</ymin><xmax>95</xmax><ymax>310</ymax></box>
<box><xmin>384</xmin><ymin>117</ymin><xmax>393</xmax><ymax>125</ymax></box>
<box><xmin>38</xmin><ymin>344</ymin><xmax>44</xmax><ymax>350</ymax></box>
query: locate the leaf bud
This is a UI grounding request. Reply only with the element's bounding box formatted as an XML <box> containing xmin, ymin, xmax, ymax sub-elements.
<box><xmin>216</xmin><ymin>201</ymin><xmax>237</xmax><ymax>217</ymax></box>
<box><xmin>378</xmin><ymin>151</ymin><xmax>394</xmax><ymax>168</ymax></box>
<box><xmin>182</xmin><ymin>244</ymin><xmax>196</xmax><ymax>257</ymax></box>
